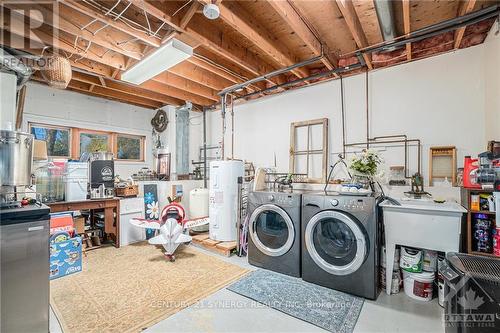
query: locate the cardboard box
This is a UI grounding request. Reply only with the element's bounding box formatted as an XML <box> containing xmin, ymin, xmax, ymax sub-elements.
<box><xmin>49</xmin><ymin>236</ymin><xmax>82</xmax><ymax>280</ymax></box>
<box><xmin>74</xmin><ymin>217</ymin><xmax>86</xmax><ymax>234</ymax></box>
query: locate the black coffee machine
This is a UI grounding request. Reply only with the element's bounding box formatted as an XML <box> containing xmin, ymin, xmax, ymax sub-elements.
<box><xmin>88</xmin><ymin>152</ymin><xmax>115</xmax><ymax>199</ymax></box>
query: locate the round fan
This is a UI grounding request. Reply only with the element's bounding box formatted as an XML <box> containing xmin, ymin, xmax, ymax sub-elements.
<box><xmin>151</xmin><ymin>109</ymin><xmax>168</xmax><ymax>133</ymax></box>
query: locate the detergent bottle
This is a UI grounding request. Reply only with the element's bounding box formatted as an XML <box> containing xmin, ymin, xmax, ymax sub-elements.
<box><xmin>463</xmin><ymin>156</ymin><xmax>481</xmax><ymax>189</ymax></box>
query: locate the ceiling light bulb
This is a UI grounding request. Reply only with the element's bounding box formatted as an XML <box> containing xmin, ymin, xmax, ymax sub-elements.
<box><xmin>203</xmin><ymin>3</ymin><xmax>220</xmax><ymax>20</ymax></box>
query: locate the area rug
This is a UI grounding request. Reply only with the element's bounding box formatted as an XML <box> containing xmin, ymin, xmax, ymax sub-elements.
<box><xmin>227</xmin><ymin>269</ymin><xmax>364</xmax><ymax>333</ymax></box>
<box><xmin>50</xmin><ymin>242</ymin><xmax>249</xmax><ymax>333</ymax></box>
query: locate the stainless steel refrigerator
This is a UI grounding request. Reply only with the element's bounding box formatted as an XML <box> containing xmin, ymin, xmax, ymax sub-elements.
<box><xmin>1</xmin><ymin>203</ymin><xmax>50</xmax><ymax>333</ymax></box>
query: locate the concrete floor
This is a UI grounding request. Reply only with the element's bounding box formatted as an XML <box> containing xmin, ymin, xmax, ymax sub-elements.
<box><xmin>50</xmin><ymin>245</ymin><xmax>445</xmax><ymax>333</ymax></box>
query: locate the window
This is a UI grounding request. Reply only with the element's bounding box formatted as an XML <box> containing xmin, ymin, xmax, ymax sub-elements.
<box><xmin>115</xmin><ymin>134</ymin><xmax>143</xmax><ymax>160</ymax></box>
<box><xmin>78</xmin><ymin>131</ymin><xmax>110</xmax><ymax>154</ymax></box>
<box><xmin>28</xmin><ymin>122</ymin><xmax>145</xmax><ymax>162</ymax></box>
<box><xmin>29</xmin><ymin>124</ymin><xmax>71</xmax><ymax>157</ymax></box>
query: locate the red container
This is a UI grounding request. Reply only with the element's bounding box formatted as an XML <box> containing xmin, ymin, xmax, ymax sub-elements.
<box><xmin>463</xmin><ymin>156</ymin><xmax>481</xmax><ymax>189</ymax></box>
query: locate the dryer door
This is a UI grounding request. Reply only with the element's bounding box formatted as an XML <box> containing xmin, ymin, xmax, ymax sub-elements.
<box><xmin>305</xmin><ymin>210</ymin><xmax>368</xmax><ymax>276</ymax></box>
<box><xmin>249</xmin><ymin>204</ymin><xmax>295</xmax><ymax>257</ymax></box>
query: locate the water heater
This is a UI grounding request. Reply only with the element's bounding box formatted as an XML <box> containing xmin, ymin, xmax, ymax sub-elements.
<box><xmin>209</xmin><ymin>160</ymin><xmax>244</xmax><ymax>241</ymax></box>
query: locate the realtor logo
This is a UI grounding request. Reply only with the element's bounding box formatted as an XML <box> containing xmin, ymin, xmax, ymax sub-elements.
<box><xmin>1</xmin><ymin>1</ymin><xmax>59</xmax><ymax>52</ymax></box>
<box><xmin>443</xmin><ymin>275</ymin><xmax>499</xmax><ymax>329</ymax></box>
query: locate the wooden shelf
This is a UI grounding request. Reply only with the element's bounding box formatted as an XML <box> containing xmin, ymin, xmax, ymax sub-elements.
<box><xmin>470</xmin><ymin>210</ymin><xmax>496</xmax><ymax>215</ymax></box>
<box><xmin>470</xmin><ymin>251</ymin><xmax>499</xmax><ymax>258</ymax></box>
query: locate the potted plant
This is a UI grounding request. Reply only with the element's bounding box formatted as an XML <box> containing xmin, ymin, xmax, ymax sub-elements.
<box><xmin>349</xmin><ymin>149</ymin><xmax>383</xmax><ymax>189</ymax></box>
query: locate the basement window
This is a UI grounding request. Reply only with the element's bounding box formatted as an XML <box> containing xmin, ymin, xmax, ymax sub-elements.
<box><xmin>29</xmin><ymin>123</ymin><xmax>71</xmax><ymax>158</ymax></box>
<box><xmin>28</xmin><ymin>122</ymin><xmax>145</xmax><ymax>162</ymax></box>
<box><xmin>78</xmin><ymin>130</ymin><xmax>111</xmax><ymax>155</ymax></box>
<box><xmin>115</xmin><ymin>134</ymin><xmax>143</xmax><ymax>161</ymax></box>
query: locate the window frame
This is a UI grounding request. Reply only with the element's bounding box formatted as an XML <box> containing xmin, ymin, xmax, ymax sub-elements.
<box><xmin>28</xmin><ymin>122</ymin><xmax>73</xmax><ymax>159</ymax></box>
<box><xmin>28</xmin><ymin>122</ymin><xmax>145</xmax><ymax>162</ymax></box>
<box><xmin>113</xmin><ymin>133</ymin><xmax>145</xmax><ymax>162</ymax></box>
<box><xmin>74</xmin><ymin>128</ymin><xmax>113</xmax><ymax>160</ymax></box>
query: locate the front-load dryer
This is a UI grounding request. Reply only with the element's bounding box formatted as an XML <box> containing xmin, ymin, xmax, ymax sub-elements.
<box><xmin>247</xmin><ymin>190</ymin><xmax>302</xmax><ymax>277</ymax></box>
<box><xmin>301</xmin><ymin>192</ymin><xmax>381</xmax><ymax>299</ymax></box>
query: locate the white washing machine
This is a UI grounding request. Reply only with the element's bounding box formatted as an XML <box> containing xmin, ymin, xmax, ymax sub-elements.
<box><xmin>119</xmin><ymin>197</ymin><xmax>145</xmax><ymax>246</ymax></box>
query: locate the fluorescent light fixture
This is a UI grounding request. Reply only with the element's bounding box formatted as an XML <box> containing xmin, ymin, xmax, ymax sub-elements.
<box><xmin>121</xmin><ymin>38</ymin><xmax>193</xmax><ymax>85</ymax></box>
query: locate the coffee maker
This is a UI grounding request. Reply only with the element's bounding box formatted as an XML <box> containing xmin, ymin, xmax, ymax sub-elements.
<box><xmin>88</xmin><ymin>152</ymin><xmax>115</xmax><ymax>199</ymax></box>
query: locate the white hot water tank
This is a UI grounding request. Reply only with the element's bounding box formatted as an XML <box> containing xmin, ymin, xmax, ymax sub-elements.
<box><xmin>209</xmin><ymin>160</ymin><xmax>244</xmax><ymax>241</ymax></box>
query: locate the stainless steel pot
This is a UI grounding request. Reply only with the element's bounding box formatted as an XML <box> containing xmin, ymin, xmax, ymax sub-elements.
<box><xmin>0</xmin><ymin>130</ymin><xmax>34</xmax><ymax>186</ymax></box>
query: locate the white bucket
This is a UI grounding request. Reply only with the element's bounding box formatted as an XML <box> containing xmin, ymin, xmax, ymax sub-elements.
<box><xmin>66</xmin><ymin>162</ymin><xmax>88</xmax><ymax>178</ymax></box>
<box><xmin>402</xmin><ymin>270</ymin><xmax>435</xmax><ymax>302</ymax></box>
<box><xmin>65</xmin><ymin>178</ymin><xmax>88</xmax><ymax>202</ymax></box>
<box><xmin>400</xmin><ymin>247</ymin><xmax>423</xmax><ymax>273</ymax></box>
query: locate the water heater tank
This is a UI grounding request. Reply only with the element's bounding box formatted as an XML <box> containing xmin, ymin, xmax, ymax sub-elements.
<box><xmin>209</xmin><ymin>160</ymin><xmax>244</xmax><ymax>241</ymax></box>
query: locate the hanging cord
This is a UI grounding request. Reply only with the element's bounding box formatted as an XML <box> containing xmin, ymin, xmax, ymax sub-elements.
<box><xmin>324</xmin><ymin>154</ymin><xmax>352</xmax><ymax>192</ymax></box>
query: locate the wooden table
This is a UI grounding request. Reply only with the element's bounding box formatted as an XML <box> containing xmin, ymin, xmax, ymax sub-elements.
<box><xmin>48</xmin><ymin>198</ymin><xmax>121</xmax><ymax>248</ymax></box>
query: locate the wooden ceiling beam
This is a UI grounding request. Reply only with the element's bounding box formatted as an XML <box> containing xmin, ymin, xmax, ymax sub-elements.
<box><xmin>133</xmin><ymin>1</ymin><xmax>279</xmax><ymax>82</ymax></box>
<box><xmin>2</xmin><ymin>9</ymin><xmax>127</xmax><ymax>69</ymax></box>
<box><xmin>71</xmin><ymin>71</ymin><xmax>184</xmax><ymax>106</ymax></box>
<box><xmin>169</xmin><ymin>61</ymin><xmax>233</xmax><ymax>91</ymax></box>
<box><xmin>129</xmin><ymin>0</ymin><xmax>184</xmax><ymax>32</ymax></box>
<box><xmin>180</xmin><ymin>2</ymin><xmax>200</xmax><ymax>30</ymax></box>
<box><xmin>187</xmin><ymin>56</ymin><xmax>239</xmax><ymax>84</ymax></box>
<box><xmin>454</xmin><ymin>0</ymin><xmax>477</xmax><ymax>49</ymax></box>
<box><xmin>68</xmin><ymin>81</ymin><xmax>163</xmax><ymax>109</ymax></box>
<box><xmin>139</xmin><ymin>79</ymin><xmax>211</xmax><ymax>106</ymax></box>
<box><xmin>199</xmin><ymin>0</ymin><xmax>309</xmax><ymax>79</ymax></box>
<box><xmin>151</xmin><ymin>71</ymin><xmax>219</xmax><ymax>101</ymax></box>
<box><xmin>402</xmin><ymin>0</ymin><xmax>411</xmax><ymax>61</ymax></box>
<box><xmin>31</xmin><ymin>73</ymin><xmax>163</xmax><ymax>109</ymax></box>
<box><xmin>268</xmin><ymin>0</ymin><xmax>337</xmax><ymax>70</ymax></box>
<box><xmin>2</xmin><ymin>2</ymin><xmax>143</xmax><ymax>60</ymax></box>
<box><xmin>335</xmin><ymin>0</ymin><xmax>373</xmax><ymax>69</ymax></box>
<box><xmin>61</xmin><ymin>0</ymin><xmax>161</xmax><ymax>48</ymax></box>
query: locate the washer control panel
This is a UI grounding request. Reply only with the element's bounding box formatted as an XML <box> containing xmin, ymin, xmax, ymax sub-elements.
<box><xmin>340</xmin><ymin>198</ymin><xmax>367</xmax><ymax>211</ymax></box>
<box><xmin>273</xmin><ymin>194</ymin><xmax>299</xmax><ymax>207</ymax></box>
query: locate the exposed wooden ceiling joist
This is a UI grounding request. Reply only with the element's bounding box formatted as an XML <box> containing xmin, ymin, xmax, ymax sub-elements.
<box><xmin>132</xmin><ymin>0</ymin><xmax>281</xmax><ymax>83</ymax></box>
<box><xmin>199</xmin><ymin>0</ymin><xmax>309</xmax><ymax>79</ymax></box>
<box><xmin>32</xmin><ymin>72</ymin><xmax>163</xmax><ymax>109</ymax></box>
<box><xmin>267</xmin><ymin>0</ymin><xmax>337</xmax><ymax>70</ymax></box>
<box><xmin>70</xmin><ymin>71</ymin><xmax>183</xmax><ymax>106</ymax></box>
<box><xmin>402</xmin><ymin>0</ymin><xmax>412</xmax><ymax>61</ymax></box>
<box><xmin>335</xmin><ymin>0</ymin><xmax>373</xmax><ymax>69</ymax></box>
<box><xmin>61</xmin><ymin>0</ymin><xmax>161</xmax><ymax>48</ymax></box>
<box><xmin>454</xmin><ymin>0</ymin><xmax>478</xmax><ymax>49</ymax></box>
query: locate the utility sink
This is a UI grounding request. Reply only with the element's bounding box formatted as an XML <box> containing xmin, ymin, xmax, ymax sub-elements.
<box><xmin>379</xmin><ymin>198</ymin><xmax>467</xmax><ymax>295</ymax></box>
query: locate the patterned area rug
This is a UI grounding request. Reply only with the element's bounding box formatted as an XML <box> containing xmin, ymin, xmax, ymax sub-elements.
<box><xmin>50</xmin><ymin>242</ymin><xmax>249</xmax><ymax>333</ymax></box>
<box><xmin>228</xmin><ymin>269</ymin><xmax>364</xmax><ymax>333</ymax></box>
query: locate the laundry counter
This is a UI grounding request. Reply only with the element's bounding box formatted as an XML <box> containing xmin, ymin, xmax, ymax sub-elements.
<box><xmin>380</xmin><ymin>199</ymin><xmax>467</xmax><ymax>295</ymax></box>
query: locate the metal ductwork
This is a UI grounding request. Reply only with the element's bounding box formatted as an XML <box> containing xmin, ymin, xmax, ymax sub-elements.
<box><xmin>373</xmin><ymin>0</ymin><xmax>398</xmax><ymax>52</ymax></box>
<box><xmin>0</xmin><ymin>47</ymin><xmax>33</xmax><ymax>89</ymax></box>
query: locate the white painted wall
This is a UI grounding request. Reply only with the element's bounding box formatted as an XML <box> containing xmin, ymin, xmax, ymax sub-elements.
<box><xmin>21</xmin><ymin>82</ymin><xmax>155</xmax><ymax>178</ymax></box>
<box><xmin>207</xmin><ymin>43</ymin><xmax>490</xmax><ymax>191</ymax></box>
<box><xmin>484</xmin><ymin>20</ymin><xmax>500</xmax><ymax>141</ymax></box>
<box><xmin>0</xmin><ymin>72</ymin><xmax>17</xmax><ymax>129</ymax></box>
